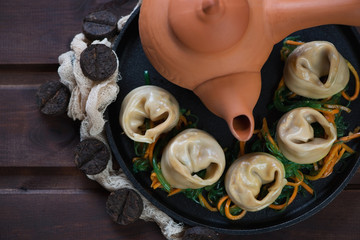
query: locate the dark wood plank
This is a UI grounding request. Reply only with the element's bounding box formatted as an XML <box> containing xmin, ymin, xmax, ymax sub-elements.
<box><xmin>349</xmin><ymin>170</ymin><xmax>360</xmax><ymax>185</ymax></box>
<box><xmin>0</xmin><ymin>87</ymin><xmax>80</xmax><ymax>167</ymax></box>
<box><xmin>224</xmin><ymin>189</ymin><xmax>360</xmax><ymax>240</ymax></box>
<box><xmin>0</xmin><ymin>189</ymin><xmax>164</xmax><ymax>240</ymax></box>
<box><xmin>0</xmin><ymin>69</ymin><xmax>59</xmax><ymax>85</ymax></box>
<box><xmin>0</xmin><ymin>0</ymin><xmax>137</xmax><ymax>65</ymax></box>
<box><xmin>0</xmin><ymin>167</ymin><xmax>99</xmax><ymax>190</ymax></box>
<box><xmin>0</xmin><ymin>189</ymin><xmax>359</xmax><ymax>240</ymax></box>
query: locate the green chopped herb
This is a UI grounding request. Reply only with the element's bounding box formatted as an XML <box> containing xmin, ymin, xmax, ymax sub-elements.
<box><xmin>144</xmin><ymin>70</ymin><xmax>151</xmax><ymax>85</ymax></box>
<box><xmin>133</xmin><ymin>158</ymin><xmax>151</xmax><ymax>173</ymax></box>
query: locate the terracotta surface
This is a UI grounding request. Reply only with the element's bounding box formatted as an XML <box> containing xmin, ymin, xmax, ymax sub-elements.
<box><xmin>139</xmin><ymin>0</ymin><xmax>360</xmax><ymax>141</ymax></box>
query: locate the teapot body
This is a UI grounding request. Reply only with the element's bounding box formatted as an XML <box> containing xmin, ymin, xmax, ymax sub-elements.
<box><xmin>139</xmin><ymin>0</ymin><xmax>360</xmax><ymax>141</ymax></box>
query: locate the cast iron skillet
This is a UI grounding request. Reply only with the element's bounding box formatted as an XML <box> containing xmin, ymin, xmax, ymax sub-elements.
<box><xmin>105</xmin><ymin>7</ymin><xmax>360</xmax><ymax>235</ymax></box>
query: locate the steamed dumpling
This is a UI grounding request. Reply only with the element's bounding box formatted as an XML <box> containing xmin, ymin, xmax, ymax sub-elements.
<box><xmin>225</xmin><ymin>153</ymin><xmax>287</xmax><ymax>212</ymax></box>
<box><xmin>161</xmin><ymin>128</ymin><xmax>226</xmax><ymax>189</ymax></box>
<box><xmin>276</xmin><ymin>107</ymin><xmax>337</xmax><ymax>164</ymax></box>
<box><xmin>284</xmin><ymin>41</ymin><xmax>349</xmax><ymax>99</ymax></box>
<box><xmin>119</xmin><ymin>85</ymin><xmax>179</xmax><ymax>143</ymax></box>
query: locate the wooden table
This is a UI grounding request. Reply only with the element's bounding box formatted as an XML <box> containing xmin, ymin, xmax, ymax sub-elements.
<box><xmin>1</xmin><ymin>1</ymin><xmax>360</xmax><ymax>239</ymax></box>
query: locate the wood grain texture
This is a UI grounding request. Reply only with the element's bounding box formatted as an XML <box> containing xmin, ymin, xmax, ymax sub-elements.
<box><xmin>0</xmin><ymin>1</ymin><xmax>359</xmax><ymax>240</ymax></box>
<box><xmin>0</xmin><ymin>167</ymin><xmax>99</xmax><ymax>190</ymax></box>
<box><xmin>0</xmin><ymin>67</ymin><xmax>59</xmax><ymax>85</ymax></box>
<box><xmin>0</xmin><ymin>0</ymin><xmax>137</xmax><ymax>64</ymax></box>
<box><xmin>0</xmin><ymin>190</ymin><xmax>165</xmax><ymax>240</ymax></box>
<box><xmin>0</xmin><ymin>190</ymin><xmax>359</xmax><ymax>240</ymax></box>
<box><xmin>0</xmin><ymin>87</ymin><xmax>79</xmax><ymax>167</ymax></box>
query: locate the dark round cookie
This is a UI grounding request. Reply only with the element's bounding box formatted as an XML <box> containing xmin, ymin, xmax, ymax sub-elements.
<box><xmin>82</xmin><ymin>10</ymin><xmax>118</xmax><ymax>41</ymax></box>
<box><xmin>80</xmin><ymin>44</ymin><xmax>117</xmax><ymax>81</ymax></box>
<box><xmin>183</xmin><ymin>226</ymin><xmax>220</xmax><ymax>240</ymax></box>
<box><xmin>36</xmin><ymin>80</ymin><xmax>70</xmax><ymax>116</ymax></box>
<box><xmin>80</xmin><ymin>44</ymin><xmax>117</xmax><ymax>82</ymax></box>
<box><xmin>74</xmin><ymin>138</ymin><xmax>109</xmax><ymax>175</ymax></box>
<box><xmin>106</xmin><ymin>188</ymin><xmax>144</xmax><ymax>225</ymax></box>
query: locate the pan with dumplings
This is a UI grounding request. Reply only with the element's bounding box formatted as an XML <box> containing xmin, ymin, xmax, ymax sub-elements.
<box><xmin>105</xmin><ymin>9</ymin><xmax>360</xmax><ymax>235</ymax></box>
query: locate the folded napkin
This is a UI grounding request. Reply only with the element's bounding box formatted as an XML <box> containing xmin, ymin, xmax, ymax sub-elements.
<box><xmin>57</xmin><ymin>1</ymin><xmax>185</xmax><ymax>239</ymax></box>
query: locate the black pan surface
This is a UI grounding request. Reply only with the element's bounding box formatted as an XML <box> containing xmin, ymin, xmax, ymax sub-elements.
<box><xmin>105</xmin><ymin>8</ymin><xmax>360</xmax><ymax>234</ymax></box>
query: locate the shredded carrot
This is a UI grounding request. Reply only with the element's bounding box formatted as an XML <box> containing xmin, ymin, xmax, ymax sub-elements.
<box><xmin>286</xmin><ymin>182</ymin><xmax>300</xmax><ymax>187</ymax></box>
<box><xmin>339</xmin><ymin>132</ymin><xmax>360</xmax><ymax>142</ymax></box>
<box><xmin>150</xmin><ymin>178</ymin><xmax>158</xmax><ymax>188</ymax></box>
<box><xmin>285</xmin><ymin>40</ymin><xmax>305</xmax><ymax>46</ymax></box>
<box><xmin>334</xmin><ymin>148</ymin><xmax>346</xmax><ymax>165</ymax></box>
<box><xmin>168</xmin><ymin>188</ymin><xmax>182</xmax><ymax>197</ymax></box>
<box><xmin>321</xmin><ymin>170</ymin><xmax>332</xmax><ymax>179</ymax></box>
<box><xmin>296</xmin><ymin>171</ymin><xmax>304</xmax><ymax>182</ymax></box>
<box><xmin>132</xmin><ymin>157</ymin><xmax>142</xmax><ymax>163</ymax></box>
<box><xmin>224</xmin><ymin>198</ymin><xmax>247</xmax><ymax>220</ymax></box>
<box><xmin>146</xmin><ymin>137</ymin><xmax>160</xmax><ymax>166</ymax></box>
<box><xmin>355</xmin><ymin>126</ymin><xmax>360</xmax><ymax>133</ymax></box>
<box><xmin>323</xmin><ymin>104</ymin><xmax>351</xmax><ymax>113</ymax></box>
<box><xmin>300</xmin><ymin>181</ymin><xmax>314</xmax><ymax>195</ymax></box>
<box><xmin>257</xmin><ymin>131</ymin><xmax>263</xmax><ymax>140</ymax></box>
<box><xmin>198</xmin><ymin>193</ymin><xmax>218</xmax><ymax>212</ymax></box>
<box><xmin>150</xmin><ymin>172</ymin><xmax>162</xmax><ymax>189</ymax></box>
<box><xmin>341</xmin><ymin>143</ymin><xmax>355</xmax><ymax>154</ymax></box>
<box><xmin>276</xmin><ymin>77</ymin><xmax>285</xmax><ymax>91</ymax></box>
<box><xmin>316</xmin><ymin>108</ymin><xmax>340</xmax><ymax>115</ymax></box>
<box><xmin>177</xmin><ymin>115</ymin><xmax>188</xmax><ymax>129</ymax></box>
<box><xmin>269</xmin><ymin>185</ymin><xmax>299</xmax><ymax>210</ymax></box>
<box><xmin>144</xmin><ymin>145</ymin><xmax>150</xmax><ymax>159</ymax></box>
<box><xmin>317</xmin><ymin>107</ymin><xmax>340</xmax><ymax>124</ymax></box>
<box><xmin>322</xmin><ymin>148</ymin><xmax>346</xmax><ymax>178</ymax></box>
<box><xmin>342</xmin><ymin>60</ymin><xmax>360</xmax><ymax>101</ymax></box>
<box><xmin>268</xmin><ymin>171</ymin><xmax>312</xmax><ymax>210</ymax></box>
<box><xmin>313</xmin><ymin>162</ymin><xmax>319</xmax><ymax>171</ymax></box>
<box><xmin>286</xmin><ymin>176</ymin><xmax>302</xmax><ymax>187</ymax></box>
<box><xmin>287</xmin><ymin>92</ymin><xmax>297</xmax><ymax>99</ymax></box>
<box><xmin>253</xmin><ymin>129</ymin><xmax>261</xmax><ymax>135</ymax></box>
<box><xmin>181</xmin><ymin>114</ymin><xmax>188</xmax><ymax>124</ymax></box>
<box><xmin>305</xmin><ymin>144</ymin><xmax>342</xmax><ymax>181</ymax></box>
<box><xmin>150</xmin><ymin>172</ymin><xmax>157</xmax><ymax>181</ymax></box>
<box><xmin>287</xmin><ymin>173</ymin><xmax>313</xmax><ymax>195</ymax></box>
<box><xmin>239</xmin><ymin>141</ymin><xmax>246</xmax><ymax>157</ymax></box>
<box><xmin>323</xmin><ymin>112</ymin><xmax>335</xmax><ymax>124</ymax></box>
<box><xmin>152</xmin><ymin>181</ymin><xmax>163</xmax><ymax>190</ymax></box>
<box><xmin>217</xmin><ymin>195</ymin><xmax>229</xmax><ymax>210</ymax></box>
<box><xmin>315</xmin><ymin>144</ymin><xmax>341</xmax><ymax>179</ymax></box>
<box><xmin>262</xmin><ymin>118</ymin><xmax>279</xmax><ymax>151</ymax></box>
<box><xmin>321</xmin><ymin>96</ymin><xmax>333</xmax><ymax>103</ymax></box>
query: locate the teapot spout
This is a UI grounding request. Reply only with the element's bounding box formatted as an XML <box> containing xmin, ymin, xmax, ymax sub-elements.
<box><xmin>267</xmin><ymin>0</ymin><xmax>360</xmax><ymax>43</ymax></box>
<box><xmin>193</xmin><ymin>72</ymin><xmax>261</xmax><ymax>141</ymax></box>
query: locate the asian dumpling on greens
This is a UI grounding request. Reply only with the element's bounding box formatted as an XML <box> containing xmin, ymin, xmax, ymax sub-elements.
<box><xmin>161</xmin><ymin>128</ymin><xmax>226</xmax><ymax>189</ymax></box>
<box><xmin>276</xmin><ymin>107</ymin><xmax>337</xmax><ymax>164</ymax></box>
<box><xmin>225</xmin><ymin>153</ymin><xmax>287</xmax><ymax>212</ymax></box>
<box><xmin>119</xmin><ymin>85</ymin><xmax>180</xmax><ymax>143</ymax></box>
<box><xmin>284</xmin><ymin>41</ymin><xmax>349</xmax><ymax>99</ymax></box>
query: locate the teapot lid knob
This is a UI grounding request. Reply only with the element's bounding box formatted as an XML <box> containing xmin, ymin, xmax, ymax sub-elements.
<box><xmin>201</xmin><ymin>0</ymin><xmax>221</xmax><ymax>15</ymax></box>
<box><xmin>168</xmin><ymin>0</ymin><xmax>250</xmax><ymax>53</ymax></box>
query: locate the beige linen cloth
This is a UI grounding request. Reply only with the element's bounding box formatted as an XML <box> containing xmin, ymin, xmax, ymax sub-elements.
<box><xmin>57</xmin><ymin>1</ymin><xmax>185</xmax><ymax>239</ymax></box>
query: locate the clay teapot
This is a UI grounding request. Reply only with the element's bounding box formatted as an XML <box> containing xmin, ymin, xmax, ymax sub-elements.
<box><xmin>138</xmin><ymin>0</ymin><xmax>360</xmax><ymax>141</ymax></box>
